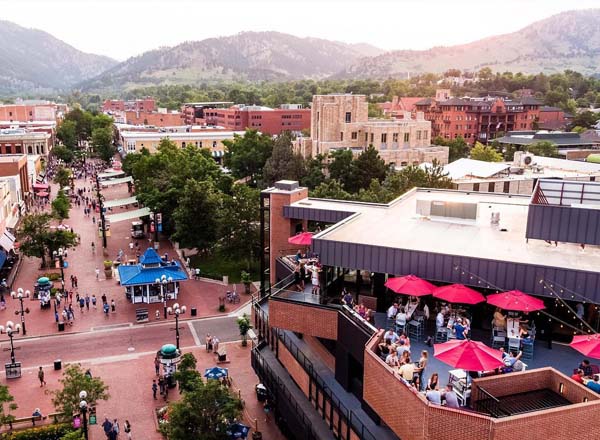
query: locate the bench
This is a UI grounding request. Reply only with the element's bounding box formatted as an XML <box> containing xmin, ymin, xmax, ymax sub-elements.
<box><xmin>8</xmin><ymin>415</ymin><xmax>43</xmax><ymax>429</ymax></box>
<box><xmin>47</xmin><ymin>412</ymin><xmax>64</xmax><ymax>423</ymax></box>
<box><xmin>135</xmin><ymin>308</ymin><xmax>149</xmax><ymax>323</ymax></box>
<box><xmin>216</xmin><ymin>347</ymin><xmax>229</xmax><ymax>364</ymax></box>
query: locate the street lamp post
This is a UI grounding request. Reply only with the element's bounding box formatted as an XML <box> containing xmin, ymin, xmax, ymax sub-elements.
<box><xmin>95</xmin><ymin>175</ymin><xmax>107</xmax><ymax>249</ymax></box>
<box><xmin>0</xmin><ymin>321</ymin><xmax>21</xmax><ymax>364</ymax></box>
<box><xmin>156</xmin><ymin>275</ymin><xmax>169</xmax><ymax>319</ymax></box>
<box><xmin>52</xmin><ymin>248</ymin><xmax>66</xmax><ymax>296</ymax></box>
<box><xmin>11</xmin><ymin>289</ymin><xmax>30</xmax><ymax>336</ymax></box>
<box><xmin>168</xmin><ymin>303</ymin><xmax>187</xmax><ymax>350</ymax></box>
<box><xmin>79</xmin><ymin>390</ymin><xmax>88</xmax><ymax>440</ymax></box>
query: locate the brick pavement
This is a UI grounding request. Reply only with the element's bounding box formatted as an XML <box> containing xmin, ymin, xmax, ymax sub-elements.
<box><xmin>0</xmin><ymin>342</ymin><xmax>284</xmax><ymax>440</ymax></box>
<box><xmin>3</xmin><ymin>172</ymin><xmax>251</xmax><ymax>338</ymax></box>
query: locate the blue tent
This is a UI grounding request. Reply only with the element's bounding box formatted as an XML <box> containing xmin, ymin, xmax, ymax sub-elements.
<box><xmin>204</xmin><ymin>366</ymin><xmax>228</xmax><ymax>380</ymax></box>
<box><xmin>227</xmin><ymin>422</ymin><xmax>250</xmax><ymax>439</ymax></box>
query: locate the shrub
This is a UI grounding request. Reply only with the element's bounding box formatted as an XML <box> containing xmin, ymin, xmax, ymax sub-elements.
<box><xmin>103</xmin><ymin>260</ymin><xmax>112</xmax><ymax>270</ymax></box>
<box><xmin>1</xmin><ymin>423</ymin><xmax>74</xmax><ymax>440</ymax></box>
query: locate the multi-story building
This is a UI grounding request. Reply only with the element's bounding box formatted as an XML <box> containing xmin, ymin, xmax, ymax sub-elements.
<box><xmin>121</xmin><ymin>110</ymin><xmax>184</xmax><ymax>127</ymax></box>
<box><xmin>252</xmin><ymin>179</ymin><xmax>600</xmax><ymax>440</ymax></box>
<box><xmin>537</xmin><ymin>106</ymin><xmax>569</xmax><ymax>130</ymax></box>
<box><xmin>298</xmin><ymin>94</ymin><xmax>448</xmax><ymax>165</ymax></box>
<box><xmin>415</xmin><ymin>93</ymin><xmax>541</xmax><ymax>143</ymax></box>
<box><xmin>211</xmin><ymin>104</ymin><xmax>311</xmax><ymax>135</ymax></box>
<box><xmin>0</xmin><ymin>154</ymin><xmax>30</xmax><ymax>228</ymax></box>
<box><xmin>0</xmin><ymin>129</ymin><xmax>52</xmax><ymax>156</ymax></box>
<box><xmin>102</xmin><ymin>98</ymin><xmax>156</xmax><ymax>113</ymax></box>
<box><xmin>0</xmin><ymin>102</ymin><xmax>57</xmax><ymax>122</ymax></box>
<box><xmin>118</xmin><ymin>129</ymin><xmax>245</xmax><ymax>162</ymax></box>
<box><xmin>181</xmin><ymin>102</ymin><xmax>234</xmax><ymax>125</ymax></box>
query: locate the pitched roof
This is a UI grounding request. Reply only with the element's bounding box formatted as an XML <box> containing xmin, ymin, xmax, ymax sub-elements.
<box><xmin>443</xmin><ymin>158</ymin><xmax>510</xmax><ymax>180</ymax></box>
<box><xmin>118</xmin><ymin>261</ymin><xmax>188</xmax><ymax>286</ymax></box>
<box><xmin>140</xmin><ymin>248</ymin><xmax>163</xmax><ymax>265</ymax></box>
<box><xmin>518</xmin><ymin>97</ymin><xmax>542</xmax><ymax>106</ymax></box>
<box><xmin>415</xmin><ymin>98</ymin><xmax>434</xmax><ymax>106</ymax></box>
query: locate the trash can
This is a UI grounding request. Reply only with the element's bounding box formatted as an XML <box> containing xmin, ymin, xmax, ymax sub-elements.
<box><xmin>57</xmin><ymin>321</ymin><xmax>65</xmax><ymax>332</ymax></box>
<box><xmin>191</xmin><ymin>308</ymin><xmax>197</xmax><ymax>317</ymax></box>
<box><xmin>54</xmin><ymin>359</ymin><xmax>62</xmax><ymax>371</ymax></box>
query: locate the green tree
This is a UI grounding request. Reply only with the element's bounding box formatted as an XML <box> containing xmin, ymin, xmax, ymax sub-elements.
<box><xmin>570</xmin><ymin>111</ymin><xmax>600</xmax><ymax>129</ymax></box>
<box><xmin>368</xmin><ymin>102</ymin><xmax>384</xmax><ymax>118</ymax></box>
<box><xmin>92</xmin><ymin>127</ymin><xmax>115</xmax><ymax>163</ymax></box>
<box><xmin>0</xmin><ymin>385</ymin><xmax>17</xmax><ymax>429</ymax></box>
<box><xmin>52</xmin><ymin>145</ymin><xmax>75</xmax><ymax>163</ymax></box>
<box><xmin>434</xmin><ymin>136</ymin><xmax>469</xmax><ymax>162</ymax></box>
<box><xmin>470</xmin><ymin>142</ymin><xmax>503</xmax><ymax>162</ymax></box>
<box><xmin>301</xmin><ymin>155</ymin><xmax>326</xmax><ymax>189</ymax></box>
<box><xmin>54</xmin><ymin>166</ymin><xmax>72</xmax><ymax>189</ymax></box>
<box><xmin>91</xmin><ymin>113</ymin><xmax>114</xmax><ymax>131</ymax></box>
<box><xmin>526</xmin><ymin>141</ymin><xmax>559</xmax><ymax>158</ymax></box>
<box><xmin>64</xmin><ymin>108</ymin><xmax>93</xmax><ymax>143</ymax></box>
<box><xmin>49</xmin><ymin>364</ymin><xmax>109</xmax><ymax>421</ymax></box>
<box><xmin>166</xmin><ymin>379</ymin><xmax>243</xmax><ymax>440</ymax></box>
<box><xmin>219</xmin><ymin>185</ymin><xmax>260</xmax><ymax>270</ymax></box>
<box><xmin>52</xmin><ymin>190</ymin><xmax>71</xmax><ymax>221</ymax></box>
<box><xmin>350</xmin><ymin>146</ymin><xmax>388</xmax><ymax>193</ymax></box>
<box><xmin>17</xmin><ymin>214</ymin><xmax>78</xmax><ymax>268</ymax></box>
<box><xmin>173</xmin><ymin>353</ymin><xmax>202</xmax><ymax>393</ymax></box>
<box><xmin>223</xmin><ymin>130</ymin><xmax>273</xmax><ymax>185</ymax></box>
<box><xmin>237</xmin><ymin>314</ymin><xmax>252</xmax><ymax>347</ymax></box>
<box><xmin>262</xmin><ymin>132</ymin><xmax>306</xmax><ymax>186</ymax></box>
<box><xmin>311</xmin><ymin>179</ymin><xmax>352</xmax><ymax>200</ymax></box>
<box><xmin>56</xmin><ymin>120</ymin><xmax>78</xmax><ymax>149</ymax></box>
<box><xmin>328</xmin><ymin>149</ymin><xmax>355</xmax><ymax>190</ymax></box>
<box><xmin>172</xmin><ymin>180</ymin><xmax>222</xmax><ymax>250</ymax></box>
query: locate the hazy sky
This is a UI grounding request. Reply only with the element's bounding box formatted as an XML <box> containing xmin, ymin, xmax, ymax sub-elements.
<box><xmin>2</xmin><ymin>0</ymin><xmax>600</xmax><ymax>61</ymax></box>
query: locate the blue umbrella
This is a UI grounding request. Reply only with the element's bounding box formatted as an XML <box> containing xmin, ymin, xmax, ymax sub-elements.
<box><xmin>227</xmin><ymin>422</ymin><xmax>250</xmax><ymax>439</ymax></box>
<box><xmin>204</xmin><ymin>366</ymin><xmax>228</xmax><ymax>380</ymax></box>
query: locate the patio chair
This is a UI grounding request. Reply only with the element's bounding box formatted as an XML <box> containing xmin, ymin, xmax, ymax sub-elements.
<box><xmin>491</xmin><ymin>328</ymin><xmax>506</xmax><ymax>349</ymax></box>
<box><xmin>435</xmin><ymin>326</ymin><xmax>448</xmax><ymax>343</ymax></box>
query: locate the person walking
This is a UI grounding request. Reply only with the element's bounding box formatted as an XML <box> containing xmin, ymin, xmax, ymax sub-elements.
<box><xmin>112</xmin><ymin>419</ymin><xmax>120</xmax><ymax>437</ymax></box>
<box><xmin>79</xmin><ymin>296</ymin><xmax>85</xmax><ymax>313</ymax></box>
<box><xmin>111</xmin><ymin>299</ymin><xmax>116</xmax><ymax>313</ymax></box>
<box><xmin>91</xmin><ymin>242</ymin><xmax>95</xmax><ymax>253</ymax></box>
<box><xmin>152</xmin><ymin>380</ymin><xmax>158</xmax><ymax>399</ymax></box>
<box><xmin>95</xmin><ymin>267</ymin><xmax>100</xmax><ymax>280</ymax></box>
<box><xmin>102</xmin><ymin>293</ymin><xmax>107</xmax><ymax>305</ymax></box>
<box><xmin>92</xmin><ymin>294</ymin><xmax>97</xmax><ymax>309</ymax></box>
<box><xmin>103</xmin><ymin>302</ymin><xmax>110</xmax><ymax>315</ymax></box>
<box><xmin>38</xmin><ymin>366</ymin><xmax>46</xmax><ymax>387</ymax></box>
<box><xmin>154</xmin><ymin>356</ymin><xmax>161</xmax><ymax>376</ymax></box>
<box><xmin>102</xmin><ymin>417</ymin><xmax>113</xmax><ymax>438</ymax></box>
<box><xmin>74</xmin><ymin>276</ymin><xmax>78</xmax><ymax>288</ymax></box>
<box><xmin>85</xmin><ymin>294</ymin><xmax>90</xmax><ymax>311</ymax></box>
<box><xmin>124</xmin><ymin>420</ymin><xmax>132</xmax><ymax>439</ymax></box>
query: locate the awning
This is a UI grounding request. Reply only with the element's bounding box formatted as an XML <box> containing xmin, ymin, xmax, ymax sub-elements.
<box><xmin>6</xmin><ymin>216</ymin><xmax>18</xmax><ymax>229</ymax></box>
<box><xmin>106</xmin><ymin>207</ymin><xmax>151</xmax><ymax>223</ymax></box>
<box><xmin>33</xmin><ymin>183</ymin><xmax>49</xmax><ymax>190</ymax></box>
<box><xmin>100</xmin><ymin>176</ymin><xmax>133</xmax><ymax>187</ymax></box>
<box><xmin>0</xmin><ymin>230</ymin><xmax>16</xmax><ymax>252</ymax></box>
<box><xmin>103</xmin><ymin>197</ymin><xmax>138</xmax><ymax>209</ymax></box>
<box><xmin>98</xmin><ymin>170</ymin><xmax>125</xmax><ymax>180</ymax></box>
<box><xmin>212</xmin><ymin>150</ymin><xmax>224</xmax><ymax>158</ymax></box>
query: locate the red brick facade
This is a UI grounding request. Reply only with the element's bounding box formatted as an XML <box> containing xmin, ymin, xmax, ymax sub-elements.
<box><xmin>415</xmin><ymin>96</ymin><xmax>541</xmax><ymax>144</ymax></box>
<box><xmin>278</xmin><ymin>343</ymin><xmax>310</xmax><ymax>396</ymax></box>
<box><xmin>102</xmin><ymin>98</ymin><xmax>155</xmax><ymax>113</ymax></box>
<box><xmin>269</xmin><ymin>299</ymin><xmax>338</xmax><ymax>340</ymax></box>
<box><xmin>212</xmin><ymin>106</ymin><xmax>311</xmax><ymax>135</ymax></box>
<box><xmin>124</xmin><ymin>111</ymin><xmax>184</xmax><ymax>126</ymax></box>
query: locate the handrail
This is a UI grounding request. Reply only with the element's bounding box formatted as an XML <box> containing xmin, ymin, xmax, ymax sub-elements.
<box><xmin>340</xmin><ymin>305</ymin><xmax>377</xmax><ymax>335</ymax></box>
<box><xmin>477</xmin><ymin>386</ymin><xmax>500</xmax><ymax>403</ymax></box>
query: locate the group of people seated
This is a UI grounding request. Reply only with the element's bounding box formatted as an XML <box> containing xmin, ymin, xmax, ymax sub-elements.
<box><xmin>379</xmin><ymin>329</ymin><xmax>430</xmax><ymax>389</ymax></box>
<box><xmin>341</xmin><ymin>289</ymin><xmax>374</xmax><ymax>322</ymax></box>
<box><xmin>571</xmin><ymin>359</ymin><xmax>600</xmax><ymax>393</ymax></box>
<box><xmin>387</xmin><ymin>298</ymin><xmax>430</xmax><ymax>326</ymax></box>
<box><xmin>435</xmin><ymin>306</ymin><xmax>471</xmax><ymax>340</ymax></box>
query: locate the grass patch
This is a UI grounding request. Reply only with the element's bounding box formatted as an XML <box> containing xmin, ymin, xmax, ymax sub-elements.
<box><xmin>189</xmin><ymin>254</ymin><xmax>260</xmax><ymax>283</ymax></box>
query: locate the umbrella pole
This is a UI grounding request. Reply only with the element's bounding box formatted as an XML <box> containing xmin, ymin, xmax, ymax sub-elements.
<box><xmin>255</xmin><ymin>418</ymin><xmax>259</xmax><ymax>433</ymax></box>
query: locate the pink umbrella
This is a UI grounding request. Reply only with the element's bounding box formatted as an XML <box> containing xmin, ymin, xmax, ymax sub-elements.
<box><xmin>384</xmin><ymin>274</ymin><xmax>436</xmax><ymax>297</ymax></box>
<box><xmin>36</xmin><ymin>191</ymin><xmax>50</xmax><ymax>197</ymax></box>
<box><xmin>434</xmin><ymin>339</ymin><xmax>504</xmax><ymax>371</ymax></box>
<box><xmin>288</xmin><ymin>232</ymin><xmax>313</xmax><ymax>246</ymax></box>
<box><xmin>486</xmin><ymin>290</ymin><xmax>545</xmax><ymax>312</ymax></box>
<box><xmin>433</xmin><ymin>284</ymin><xmax>485</xmax><ymax>305</ymax></box>
<box><xmin>570</xmin><ymin>334</ymin><xmax>600</xmax><ymax>359</ymax></box>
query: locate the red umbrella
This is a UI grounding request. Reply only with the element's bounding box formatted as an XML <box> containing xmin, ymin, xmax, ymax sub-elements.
<box><xmin>384</xmin><ymin>274</ymin><xmax>436</xmax><ymax>297</ymax></box>
<box><xmin>288</xmin><ymin>232</ymin><xmax>313</xmax><ymax>246</ymax></box>
<box><xmin>434</xmin><ymin>339</ymin><xmax>504</xmax><ymax>371</ymax></box>
<box><xmin>486</xmin><ymin>290</ymin><xmax>545</xmax><ymax>312</ymax></box>
<box><xmin>570</xmin><ymin>334</ymin><xmax>600</xmax><ymax>359</ymax></box>
<box><xmin>36</xmin><ymin>191</ymin><xmax>49</xmax><ymax>197</ymax></box>
<box><xmin>433</xmin><ymin>284</ymin><xmax>485</xmax><ymax>305</ymax></box>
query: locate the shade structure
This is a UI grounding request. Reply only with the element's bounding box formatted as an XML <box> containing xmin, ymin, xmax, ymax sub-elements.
<box><xmin>434</xmin><ymin>339</ymin><xmax>504</xmax><ymax>371</ymax></box>
<box><xmin>227</xmin><ymin>422</ymin><xmax>250</xmax><ymax>439</ymax></box>
<box><xmin>385</xmin><ymin>274</ymin><xmax>436</xmax><ymax>297</ymax></box>
<box><xmin>288</xmin><ymin>232</ymin><xmax>313</xmax><ymax>246</ymax></box>
<box><xmin>570</xmin><ymin>334</ymin><xmax>600</xmax><ymax>359</ymax></box>
<box><xmin>204</xmin><ymin>366</ymin><xmax>228</xmax><ymax>380</ymax></box>
<box><xmin>433</xmin><ymin>284</ymin><xmax>485</xmax><ymax>305</ymax></box>
<box><xmin>32</xmin><ymin>183</ymin><xmax>49</xmax><ymax>190</ymax></box>
<box><xmin>36</xmin><ymin>191</ymin><xmax>49</xmax><ymax>197</ymax></box>
<box><xmin>486</xmin><ymin>290</ymin><xmax>545</xmax><ymax>312</ymax></box>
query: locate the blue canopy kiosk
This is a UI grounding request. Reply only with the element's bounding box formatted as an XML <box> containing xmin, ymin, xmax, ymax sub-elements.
<box><xmin>118</xmin><ymin>248</ymin><xmax>188</xmax><ymax>304</ymax></box>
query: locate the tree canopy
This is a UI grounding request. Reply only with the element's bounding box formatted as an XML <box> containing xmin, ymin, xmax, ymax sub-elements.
<box><xmin>262</xmin><ymin>132</ymin><xmax>305</xmax><ymax>186</ymax></box>
<box><xmin>469</xmin><ymin>142</ymin><xmax>504</xmax><ymax>162</ymax></box>
<box><xmin>223</xmin><ymin>130</ymin><xmax>273</xmax><ymax>185</ymax></box>
<box><xmin>51</xmin><ymin>190</ymin><xmax>71</xmax><ymax>221</ymax></box>
<box><xmin>526</xmin><ymin>141</ymin><xmax>559</xmax><ymax>158</ymax></box>
<box><xmin>17</xmin><ymin>213</ymin><xmax>78</xmax><ymax>267</ymax></box>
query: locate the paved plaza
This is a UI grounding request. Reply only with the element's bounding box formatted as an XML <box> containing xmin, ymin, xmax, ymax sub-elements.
<box><xmin>0</xmin><ymin>166</ymin><xmax>283</xmax><ymax>439</ymax></box>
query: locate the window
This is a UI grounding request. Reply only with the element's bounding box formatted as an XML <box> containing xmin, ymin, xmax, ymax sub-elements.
<box><xmin>488</xmin><ymin>182</ymin><xmax>495</xmax><ymax>192</ymax></box>
<box><xmin>417</xmin><ymin>131</ymin><xmax>422</xmax><ymax>140</ymax></box>
<box><xmin>16</xmin><ymin>145</ymin><xmax>22</xmax><ymax>154</ymax></box>
<box><xmin>199</xmin><ymin>141</ymin><xmax>202</xmax><ymax>148</ymax></box>
<box><xmin>392</xmin><ymin>133</ymin><xmax>399</xmax><ymax>143</ymax></box>
<box><xmin>503</xmin><ymin>181</ymin><xmax>510</xmax><ymax>193</ymax></box>
<box><xmin>351</xmin><ymin>132</ymin><xmax>357</xmax><ymax>140</ymax></box>
<box><xmin>404</xmin><ymin>133</ymin><xmax>410</xmax><ymax>143</ymax></box>
<box><xmin>381</xmin><ymin>133</ymin><xmax>387</xmax><ymax>143</ymax></box>
<box><xmin>345</xmin><ymin>112</ymin><xmax>351</xmax><ymax>123</ymax></box>
<box><xmin>340</xmin><ymin>132</ymin><xmax>344</xmax><ymax>141</ymax></box>
<box><xmin>370</xmin><ymin>133</ymin><xmax>374</xmax><ymax>143</ymax></box>
<box><xmin>181</xmin><ymin>142</ymin><xmax>186</xmax><ymax>147</ymax></box>
<box><xmin>423</xmin><ymin>131</ymin><xmax>428</xmax><ymax>140</ymax></box>
<box><xmin>365</xmin><ymin>133</ymin><xmax>369</xmax><ymax>142</ymax></box>
<box><xmin>4</xmin><ymin>146</ymin><xmax>10</xmax><ymax>154</ymax></box>
<box><xmin>473</xmin><ymin>183</ymin><xmax>480</xmax><ymax>191</ymax></box>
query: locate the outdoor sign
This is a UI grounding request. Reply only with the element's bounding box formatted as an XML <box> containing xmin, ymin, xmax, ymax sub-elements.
<box><xmin>157</xmin><ymin>213</ymin><xmax>163</xmax><ymax>232</ymax></box>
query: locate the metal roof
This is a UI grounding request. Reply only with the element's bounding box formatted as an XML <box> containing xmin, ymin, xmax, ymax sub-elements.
<box><xmin>118</xmin><ymin>261</ymin><xmax>188</xmax><ymax>286</ymax></box>
<box><xmin>443</xmin><ymin>159</ymin><xmax>510</xmax><ymax>180</ymax></box>
<box><xmin>100</xmin><ymin>176</ymin><xmax>133</xmax><ymax>187</ymax></box>
<box><xmin>106</xmin><ymin>207</ymin><xmax>151</xmax><ymax>223</ymax></box>
<box><xmin>103</xmin><ymin>197</ymin><xmax>138</xmax><ymax>209</ymax></box>
<box><xmin>98</xmin><ymin>171</ymin><xmax>125</xmax><ymax>180</ymax></box>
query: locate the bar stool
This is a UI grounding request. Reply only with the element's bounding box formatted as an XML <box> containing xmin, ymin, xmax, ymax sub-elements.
<box><xmin>408</xmin><ymin>320</ymin><xmax>424</xmax><ymax>341</ymax></box>
<box><xmin>435</xmin><ymin>326</ymin><xmax>448</xmax><ymax>343</ymax></box>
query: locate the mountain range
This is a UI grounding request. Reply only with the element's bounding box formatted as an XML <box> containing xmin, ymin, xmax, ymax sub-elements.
<box><xmin>1</xmin><ymin>9</ymin><xmax>600</xmax><ymax>96</ymax></box>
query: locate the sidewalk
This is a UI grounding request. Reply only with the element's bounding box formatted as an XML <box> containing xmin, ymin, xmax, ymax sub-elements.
<box><xmin>3</xmin><ymin>173</ymin><xmax>250</xmax><ymax>337</ymax></box>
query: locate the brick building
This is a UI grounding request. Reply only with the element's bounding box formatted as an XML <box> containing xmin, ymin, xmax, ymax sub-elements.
<box><xmin>415</xmin><ymin>93</ymin><xmax>541</xmax><ymax>143</ymax></box>
<box><xmin>298</xmin><ymin>94</ymin><xmax>448</xmax><ymax>166</ymax></box>
<box><xmin>181</xmin><ymin>102</ymin><xmax>234</xmax><ymax>125</ymax></box>
<box><xmin>102</xmin><ymin>98</ymin><xmax>156</xmax><ymax>113</ymax></box>
<box><xmin>122</xmin><ymin>110</ymin><xmax>184</xmax><ymax>127</ymax></box>
<box><xmin>0</xmin><ymin>155</ymin><xmax>31</xmax><ymax>228</ymax></box>
<box><xmin>0</xmin><ymin>129</ymin><xmax>52</xmax><ymax>156</ymax></box>
<box><xmin>210</xmin><ymin>104</ymin><xmax>311</xmax><ymax>135</ymax></box>
<box><xmin>0</xmin><ymin>103</ymin><xmax>56</xmax><ymax>122</ymax></box>
<box><xmin>537</xmin><ymin>106</ymin><xmax>569</xmax><ymax>130</ymax></box>
<box><xmin>250</xmin><ymin>180</ymin><xmax>600</xmax><ymax>440</ymax></box>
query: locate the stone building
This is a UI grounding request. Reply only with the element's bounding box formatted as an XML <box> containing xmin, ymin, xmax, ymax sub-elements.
<box><xmin>297</xmin><ymin>94</ymin><xmax>448</xmax><ymax>166</ymax></box>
